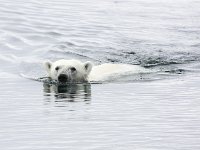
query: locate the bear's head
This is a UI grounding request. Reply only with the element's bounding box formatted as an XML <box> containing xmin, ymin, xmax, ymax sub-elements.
<box><xmin>44</xmin><ymin>59</ymin><xmax>93</xmax><ymax>83</ymax></box>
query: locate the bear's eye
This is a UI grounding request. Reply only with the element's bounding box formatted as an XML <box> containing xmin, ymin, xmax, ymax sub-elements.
<box><xmin>70</xmin><ymin>67</ymin><xmax>76</xmax><ymax>72</ymax></box>
<box><xmin>55</xmin><ymin>66</ymin><xmax>60</xmax><ymax>71</ymax></box>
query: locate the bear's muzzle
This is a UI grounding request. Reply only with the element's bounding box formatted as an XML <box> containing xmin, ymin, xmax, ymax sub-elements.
<box><xmin>58</xmin><ymin>74</ymin><xmax>68</xmax><ymax>83</ymax></box>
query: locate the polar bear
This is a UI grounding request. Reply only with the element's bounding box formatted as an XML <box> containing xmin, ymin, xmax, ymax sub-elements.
<box><xmin>43</xmin><ymin>59</ymin><xmax>148</xmax><ymax>83</ymax></box>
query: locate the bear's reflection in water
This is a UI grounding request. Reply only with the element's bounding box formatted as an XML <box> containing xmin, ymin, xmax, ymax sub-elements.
<box><xmin>43</xmin><ymin>83</ymin><xmax>91</xmax><ymax>102</ymax></box>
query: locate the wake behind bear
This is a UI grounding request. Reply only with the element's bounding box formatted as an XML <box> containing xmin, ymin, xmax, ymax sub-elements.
<box><xmin>44</xmin><ymin>59</ymin><xmax>149</xmax><ymax>84</ymax></box>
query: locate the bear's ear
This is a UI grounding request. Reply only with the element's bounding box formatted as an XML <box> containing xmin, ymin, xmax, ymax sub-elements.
<box><xmin>43</xmin><ymin>60</ymin><xmax>52</xmax><ymax>73</ymax></box>
<box><xmin>84</xmin><ymin>61</ymin><xmax>93</xmax><ymax>74</ymax></box>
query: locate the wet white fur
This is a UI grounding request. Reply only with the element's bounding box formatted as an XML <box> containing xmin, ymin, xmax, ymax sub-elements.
<box><xmin>44</xmin><ymin>59</ymin><xmax>148</xmax><ymax>82</ymax></box>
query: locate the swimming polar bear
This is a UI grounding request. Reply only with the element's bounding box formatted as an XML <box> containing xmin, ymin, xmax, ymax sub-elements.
<box><xmin>43</xmin><ymin>59</ymin><xmax>148</xmax><ymax>83</ymax></box>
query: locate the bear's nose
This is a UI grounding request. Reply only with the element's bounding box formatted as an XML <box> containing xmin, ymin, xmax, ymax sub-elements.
<box><xmin>58</xmin><ymin>74</ymin><xmax>68</xmax><ymax>83</ymax></box>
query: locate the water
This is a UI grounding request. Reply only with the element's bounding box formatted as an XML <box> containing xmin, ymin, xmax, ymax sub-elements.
<box><xmin>0</xmin><ymin>0</ymin><xmax>200</xmax><ymax>149</ymax></box>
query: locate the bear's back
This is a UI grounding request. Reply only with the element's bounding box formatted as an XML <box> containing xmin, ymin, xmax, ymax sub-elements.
<box><xmin>89</xmin><ymin>63</ymin><xmax>147</xmax><ymax>81</ymax></box>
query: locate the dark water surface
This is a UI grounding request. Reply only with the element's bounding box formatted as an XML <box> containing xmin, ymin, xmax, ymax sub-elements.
<box><xmin>0</xmin><ymin>0</ymin><xmax>200</xmax><ymax>149</ymax></box>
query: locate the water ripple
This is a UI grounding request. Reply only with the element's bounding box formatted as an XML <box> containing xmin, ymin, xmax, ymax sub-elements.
<box><xmin>0</xmin><ymin>1</ymin><xmax>200</xmax><ymax>149</ymax></box>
